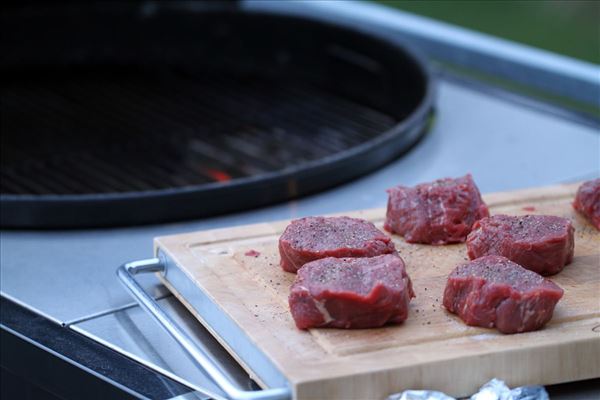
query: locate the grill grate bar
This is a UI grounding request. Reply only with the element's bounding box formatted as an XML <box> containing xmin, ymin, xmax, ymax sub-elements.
<box><xmin>99</xmin><ymin>78</ymin><xmax>279</xmax><ymax>177</ymax></box>
<box><xmin>235</xmin><ymin>77</ymin><xmax>395</xmax><ymax>139</ymax></box>
<box><xmin>0</xmin><ymin>171</ymin><xmax>43</xmax><ymax>194</ymax></box>
<box><xmin>1</xmin><ymin>69</ymin><xmax>399</xmax><ymax>195</ymax></box>
<box><xmin>4</xmin><ymin>163</ymin><xmax>82</xmax><ymax>194</ymax></box>
<box><xmin>237</xmin><ymin>80</ymin><xmax>392</xmax><ymax>153</ymax></box>
<box><xmin>65</xmin><ymin>156</ymin><xmax>147</xmax><ymax>193</ymax></box>
<box><xmin>287</xmin><ymin>84</ymin><xmax>396</xmax><ymax>131</ymax></box>
<box><xmin>131</xmin><ymin>84</ymin><xmax>280</xmax><ymax>173</ymax></box>
<box><xmin>189</xmin><ymin>78</ymin><xmax>352</xmax><ymax>161</ymax></box>
<box><xmin>134</xmin><ymin>77</ymin><xmax>307</xmax><ymax>168</ymax></box>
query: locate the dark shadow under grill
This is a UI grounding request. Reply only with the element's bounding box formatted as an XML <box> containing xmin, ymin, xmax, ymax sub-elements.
<box><xmin>1</xmin><ymin>68</ymin><xmax>396</xmax><ymax>195</ymax></box>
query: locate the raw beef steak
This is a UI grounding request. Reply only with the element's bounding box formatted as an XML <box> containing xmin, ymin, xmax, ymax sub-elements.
<box><xmin>279</xmin><ymin>216</ymin><xmax>395</xmax><ymax>273</ymax></box>
<box><xmin>466</xmin><ymin>214</ymin><xmax>574</xmax><ymax>276</ymax></box>
<box><xmin>384</xmin><ymin>174</ymin><xmax>489</xmax><ymax>244</ymax></box>
<box><xmin>443</xmin><ymin>256</ymin><xmax>563</xmax><ymax>333</ymax></box>
<box><xmin>288</xmin><ymin>254</ymin><xmax>414</xmax><ymax>329</ymax></box>
<box><xmin>573</xmin><ymin>178</ymin><xmax>600</xmax><ymax>230</ymax></box>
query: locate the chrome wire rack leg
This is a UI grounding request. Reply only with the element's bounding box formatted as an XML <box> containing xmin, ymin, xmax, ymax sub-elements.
<box><xmin>117</xmin><ymin>259</ymin><xmax>291</xmax><ymax>400</ymax></box>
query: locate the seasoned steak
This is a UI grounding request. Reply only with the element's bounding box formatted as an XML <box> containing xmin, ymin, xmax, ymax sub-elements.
<box><xmin>384</xmin><ymin>174</ymin><xmax>489</xmax><ymax>244</ymax></box>
<box><xmin>289</xmin><ymin>254</ymin><xmax>415</xmax><ymax>329</ymax></box>
<box><xmin>279</xmin><ymin>216</ymin><xmax>395</xmax><ymax>273</ymax></box>
<box><xmin>467</xmin><ymin>214</ymin><xmax>574</xmax><ymax>276</ymax></box>
<box><xmin>443</xmin><ymin>256</ymin><xmax>563</xmax><ymax>334</ymax></box>
<box><xmin>573</xmin><ymin>178</ymin><xmax>600</xmax><ymax>230</ymax></box>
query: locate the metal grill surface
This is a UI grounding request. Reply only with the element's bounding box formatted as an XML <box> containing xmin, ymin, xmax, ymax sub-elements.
<box><xmin>1</xmin><ymin>68</ymin><xmax>397</xmax><ymax>195</ymax></box>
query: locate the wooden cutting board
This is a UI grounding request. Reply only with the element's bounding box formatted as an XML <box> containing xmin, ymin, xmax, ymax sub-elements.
<box><xmin>155</xmin><ymin>183</ymin><xmax>600</xmax><ymax>399</ymax></box>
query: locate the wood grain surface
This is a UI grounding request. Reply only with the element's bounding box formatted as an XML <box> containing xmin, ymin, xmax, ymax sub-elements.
<box><xmin>155</xmin><ymin>183</ymin><xmax>600</xmax><ymax>399</ymax></box>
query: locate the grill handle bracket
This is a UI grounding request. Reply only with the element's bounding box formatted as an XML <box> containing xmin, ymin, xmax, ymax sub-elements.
<box><xmin>117</xmin><ymin>258</ymin><xmax>291</xmax><ymax>400</ymax></box>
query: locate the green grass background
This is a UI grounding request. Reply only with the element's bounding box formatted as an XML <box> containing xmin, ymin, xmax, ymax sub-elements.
<box><xmin>374</xmin><ymin>1</ymin><xmax>600</xmax><ymax>64</ymax></box>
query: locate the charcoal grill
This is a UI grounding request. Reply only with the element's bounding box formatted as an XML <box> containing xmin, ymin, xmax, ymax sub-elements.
<box><xmin>0</xmin><ymin>2</ymin><xmax>434</xmax><ymax>228</ymax></box>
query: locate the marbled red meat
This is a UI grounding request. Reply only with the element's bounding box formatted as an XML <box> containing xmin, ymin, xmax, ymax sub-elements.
<box><xmin>279</xmin><ymin>216</ymin><xmax>395</xmax><ymax>273</ymax></box>
<box><xmin>573</xmin><ymin>178</ymin><xmax>600</xmax><ymax>230</ymax></box>
<box><xmin>289</xmin><ymin>254</ymin><xmax>414</xmax><ymax>329</ymax></box>
<box><xmin>467</xmin><ymin>214</ymin><xmax>574</xmax><ymax>276</ymax></box>
<box><xmin>443</xmin><ymin>256</ymin><xmax>563</xmax><ymax>334</ymax></box>
<box><xmin>384</xmin><ymin>174</ymin><xmax>489</xmax><ymax>244</ymax></box>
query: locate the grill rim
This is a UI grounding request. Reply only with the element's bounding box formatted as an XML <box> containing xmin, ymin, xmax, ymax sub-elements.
<box><xmin>0</xmin><ymin>8</ymin><xmax>436</xmax><ymax>228</ymax></box>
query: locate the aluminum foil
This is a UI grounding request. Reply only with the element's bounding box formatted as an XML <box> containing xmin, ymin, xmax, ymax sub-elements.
<box><xmin>470</xmin><ymin>379</ymin><xmax>548</xmax><ymax>400</ymax></box>
<box><xmin>386</xmin><ymin>390</ymin><xmax>455</xmax><ymax>400</ymax></box>
<box><xmin>386</xmin><ymin>379</ymin><xmax>549</xmax><ymax>400</ymax></box>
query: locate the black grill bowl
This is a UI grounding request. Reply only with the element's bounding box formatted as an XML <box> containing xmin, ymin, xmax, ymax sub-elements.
<box><xmin>0</xmin><ymin>2</ymin><xmax>435</xmax><ymax>228</ymax></box>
